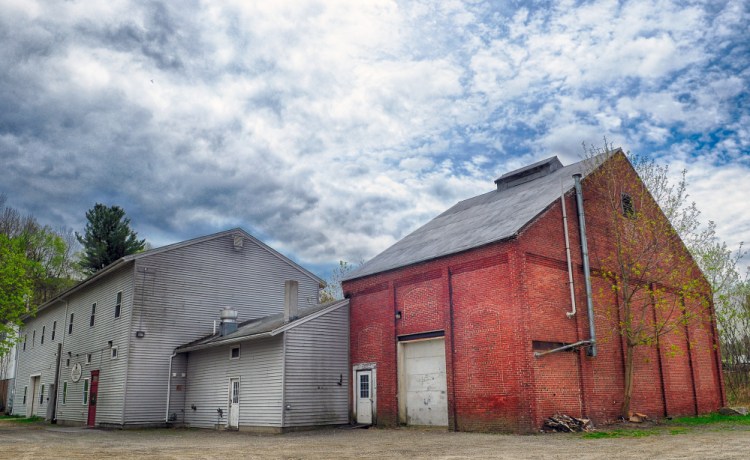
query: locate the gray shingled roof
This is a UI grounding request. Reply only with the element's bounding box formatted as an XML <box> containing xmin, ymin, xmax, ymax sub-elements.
<box><xmin>175</xmin><ymin>298</ymin><xmax>349</xmax><ymax>353</ymax></box>
<box><xmin>344</xmin><ymin>155</ymin><xmax>599</xmax><ymax>281</ymax></box>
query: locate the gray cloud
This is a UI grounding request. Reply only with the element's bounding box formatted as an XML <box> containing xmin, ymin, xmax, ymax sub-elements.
<box><xmin>1</xmin><ymin>0</ymin><xmax>748</xmax><ymax>280</ymax></box>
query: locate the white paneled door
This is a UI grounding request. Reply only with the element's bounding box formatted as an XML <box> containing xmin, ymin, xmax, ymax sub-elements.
<box><xmin>228</xmin><ymin>378</ymin><xmax>240</xmax><ymax>429</ymax></box>
<box><xmin>356</xmin><ymin>370</ymin><xmax>373</xmax><ymax>424</ymax></box>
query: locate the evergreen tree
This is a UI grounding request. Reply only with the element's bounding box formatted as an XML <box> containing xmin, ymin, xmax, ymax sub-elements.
<box><xmin>76</xmin><ymin>204</ymin><xmax>146</xmax><ymax>274</ymax></box>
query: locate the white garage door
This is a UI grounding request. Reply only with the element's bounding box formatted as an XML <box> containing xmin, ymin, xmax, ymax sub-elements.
<box><xmin>403</xmin><ymin>338</ymin><xmax>448</xmax><ymax>426</ymax></box>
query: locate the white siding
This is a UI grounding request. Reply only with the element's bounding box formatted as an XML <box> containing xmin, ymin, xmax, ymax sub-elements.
<box><xmin>124</xmin><ymin>233</ymin><xmax>319</xmax><ymax>424</ymax></box>
<box><xmin>283</xmin><ymin>305</ymin><xmax>350</xmax><ymax>427</ymax></box>
<box><xmin>183</xmin><ymin>336</ymin><xmax>284</xmax><ymax>428</ymax></box>
<box><xmin>14</xmin><ymin>265</ymin><xmax>134</xmax><ymax>425</ymax></box>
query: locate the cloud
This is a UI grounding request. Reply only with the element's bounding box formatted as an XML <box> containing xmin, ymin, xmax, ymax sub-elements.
<box><xmin>1</xmin><ymin>0</ymin><xmax>748</xmax><ymax>279</ymax></box>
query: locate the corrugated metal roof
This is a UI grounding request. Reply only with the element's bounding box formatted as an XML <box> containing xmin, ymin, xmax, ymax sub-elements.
<box><xmin>344</xmin><ymin>154</ymin><xmax>605</xmax><ymax>281</ymax></box>
<box><xmin>175</xmin><ymin>298</ymin><xmax>349</xmax><ymax>352</ymax></box>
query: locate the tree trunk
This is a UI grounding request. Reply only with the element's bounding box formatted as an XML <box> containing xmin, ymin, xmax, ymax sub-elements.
<box><xmin>621</xmin><ymin>343</ymin><xmax>635</xmax><ymax>417</ymax></box>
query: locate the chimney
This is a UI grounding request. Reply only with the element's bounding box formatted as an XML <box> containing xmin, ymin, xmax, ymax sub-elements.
<box><xmin>219</xmin><ymin>307</ymin><xmax>238</xmax><ymax>336</ymax></box>
<box><xmin>284</xmin><ymin>280</ymin><xmax>299</xmax><ymax>323</ymax></box>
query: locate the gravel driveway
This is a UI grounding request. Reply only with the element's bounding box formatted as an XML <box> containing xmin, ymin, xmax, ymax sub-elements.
<box><xmin>1</xmin><ymin>420</ymin><xmax>748</xmax><ymax>459</ymax></box>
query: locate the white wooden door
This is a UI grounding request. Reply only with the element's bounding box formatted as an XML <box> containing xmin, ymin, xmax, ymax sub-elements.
<box><xmin>355</xmin><ymin>370</ymin><xmax>373</xmax><ymax>424</ymax></box>
<box><xmin>228</xmin><ymin>378</ymin><xmax>240</xmax><ymax>429</ymax></box>
<box><xmin>404</xmin><ymin>339</ymin><xmax>448</xmax><ymax>426</ymax></box>
<box><xmin>29</xmin><ymin>376</ymin><xmax>40</xmax><ymax>417</ymax></box>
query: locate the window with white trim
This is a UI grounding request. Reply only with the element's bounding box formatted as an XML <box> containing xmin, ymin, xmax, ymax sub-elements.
<box><xmin>62</xmin><ymin>381</ymin><xmax>68</xmax><ymax>405</ymax></box>
<box><xmin>51</xmin><ymin>321</ymin><xmax>56</xmax><ymax>341</ymax></box>
<box><xmin>22</xmin><ymin>386</ymin><xmax>27</xmax><ymax>405</ymax></box>
<box><xmin>115</xmin><ymin>291</ymin><xmax>122</xmax><ymax>319</ymax></box>
<box><xmin>111</xmin><ymin>347</ymin><xmax>118</xmax><ymax>359</ymax></box>
<box><xmin>230</xmin><ymin>346</ymin><xmax>240</xmax><ymax>359</ymax></box>
<box><xmin>39</xmin><ymin>384</ymin><xmax>45</xmax><ymax>405</ymax></box>
<box><xmin>90</xmin><ymin>303</ymin><xmax>96</xmax><ymax>327</ymax></box>
<box><xmin>86</xmin><ymin>353</ymin><xmax>92</xmax><ymax>365</ymax></box>
<box><xmin>68</xmin><ymin>313</ymin><xmax>74</xmax><ymax>335</ymax></box>
<box><xmin>82</xmin><ymin>378</ymin><xmax>90</xmax><ymax>405</ymax></box>
<box><xmin>41</xmin><ymin>326</ymin><xmax>45</xmax><ymax>345</ymax></box>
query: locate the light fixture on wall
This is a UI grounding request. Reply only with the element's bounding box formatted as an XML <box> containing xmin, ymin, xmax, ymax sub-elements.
<box><xmin>135</xmin><ymin>331</ymin><xmax>145</xmax><ymax>338</ymax></box>
<box><xmin>395</xmin><ymin>311</ymin><xmax>402</xmax><ymax>320</ymax></box>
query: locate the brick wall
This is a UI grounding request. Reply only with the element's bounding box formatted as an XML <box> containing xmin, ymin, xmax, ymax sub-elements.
<box><xmin>344</xmin><ymin>154</ymin><xmax>723</xmax><ymax>433</ymax></box>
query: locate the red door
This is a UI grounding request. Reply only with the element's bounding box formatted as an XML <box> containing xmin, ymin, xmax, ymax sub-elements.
<box><xmin>87</xmin><ymin>370</ymin><xmax>99</xmax><ymax>427</ymax></box>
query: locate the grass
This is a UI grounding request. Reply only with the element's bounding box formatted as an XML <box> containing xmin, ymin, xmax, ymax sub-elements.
<box><xmin>0</xmin><ymin>415</ymin><xmax>44</xmax><ymax>423</ymax></box>
<box><xmin>667</xmin><ymin>413</ymin><xmax>750</xmax><ymax>426</ymax></box>
<box><xmin>582</xmin><ymin>412</ymin><xmax>750</xmax><ymax>439</ymax></box>
<box><xmin>582</xmin><ymin>429</ymin><xmax>656</xmax><ymax>439</ymax></box>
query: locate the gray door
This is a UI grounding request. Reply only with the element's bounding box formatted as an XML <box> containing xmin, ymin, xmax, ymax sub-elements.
<box><xmin>403</xmin><ymin>339</ymin><xmax>448</xmax><ymax>426</ymax></box>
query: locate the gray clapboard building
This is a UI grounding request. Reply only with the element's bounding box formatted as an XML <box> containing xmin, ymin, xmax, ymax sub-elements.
<box><xmin>11</xmin><ymin>228</ymin><xmax>350</xmax><ymax>431</ymax></box>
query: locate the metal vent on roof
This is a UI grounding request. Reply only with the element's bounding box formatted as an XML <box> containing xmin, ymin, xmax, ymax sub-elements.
<box><xmin>494</xmin><ymin>156</ymin><xmax>563</xmax><ymax>190</ymax></box>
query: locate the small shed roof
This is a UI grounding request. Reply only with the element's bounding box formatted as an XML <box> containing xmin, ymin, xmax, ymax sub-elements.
<box><xmin>175</xmin><ymin>298</ymin><xmax>349</xmax><ymax>353</ymax></box>
<box><xmin>345</xmin><ymin>153</ymin><xmax>612</xmax><ymax>281</ymax></box>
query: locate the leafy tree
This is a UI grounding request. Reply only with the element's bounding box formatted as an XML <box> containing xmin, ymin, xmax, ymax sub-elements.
<box><xmin>76</xmin><ymin>204</ymin><xmax>146</xmax><ymax>274</ymax></box>
<box><xmin>0</xmin><ymin>194</ymin><xmax>79</xmax><ymax>305</ymax></box>
<box><xmin>584</xmin><ymin>144</ymin><xmax>712</xmax><ymax>417</ymax></box>
<box><xmin>0</xmin><ymin>234</ymin><xmax>37</xmax><ymax>361</ymax></box>
<box><xmin>320</xmin><ymin>260</ymin><xmax>359</xmax><ymax>302</ymax></box>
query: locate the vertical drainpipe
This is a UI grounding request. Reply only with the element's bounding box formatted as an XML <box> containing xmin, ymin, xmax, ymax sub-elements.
<box><xmin>573</xmin><ymin>174</ymin><xmax>597</xmax><ymax>357</ymax></box>
<box><xmin>165</xmin><ymin>352</ymin><xmax>176</xmax><ymax>423</ymax></box>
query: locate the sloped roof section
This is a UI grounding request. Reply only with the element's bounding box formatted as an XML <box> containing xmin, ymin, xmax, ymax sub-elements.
<box><xmin>175</xmin><ymin>298</ymin><xmax>349</xmax><ymax>353</ymax></box>
<box><xmin>345</xmin><ymin>155</ymin><xmax>603</xmax><ymax>281</ymax></box>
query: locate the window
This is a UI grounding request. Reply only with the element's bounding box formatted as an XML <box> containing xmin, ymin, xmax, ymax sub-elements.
<box><xmin>40</xmin><ymin>384</ymin><xmax>45</xmax><ymax>405</ymax></box>
<box><xmin>32</xmin><ymin>330</ymin><xmax>35</xmax><ymax>347</ymax></box>
<box><xmin>62</xmin><ymin>382</ymin><xmax>68</xmax><ymax>405</ymax></box>
<box><xmin>621</xmin><ymin>193</ymin><xmax>635</xmax><ymax>218</ymax></box>
<box><xmin>359</xmin><ymin>374</ymin><xmax>370</xmax><ymax>398</ymax></box>
<box><xmin>41</xmin><ymin>326</ymin><xmax>45</xmax><ymax>345</ymax></box>
<box><xmin>82</xmin><ymin>379</ymin><xmax>90</xmax><ymax>405</ymax></box>
<box><xmin>66</xmin><ymin>358</ymin><xmax>70</xmax><ymax>367</ymax></box>
<box><xmin>51</xmin><ymin>321</ymin><xmax>56</xmax><ymax>341</ymax></box>
<box><xmin>23</xmin><ymin>334</ymin><xmax>26</xmax><ymax>351</ymax></box>
<box><xmin>230</xmin><ymin>346</ymin><xmax>240</xmax><ymax>360</ymax></box>
<box><xmin>115</xmin><ymin>291</ymin><xmax>122</xmax><ymax>319</ymax></box>
<box><xmin>23</xmin><ymin>386</ymin><xmax>27</xmax><ymax>405</ymax></box>
<box><xmin>111</xmin><ymin>347</ymin><xmax>118</xmax><ymax>359</ymax></box>
<box><xmin>86</xmin><ymin>353</ymin><xmax>92</xmax><ymax>365</ymax></box>
<box><xmin>232</xmin><ymin>380</ymin><xmax>240</xmax><ymax>404</ymax></box>
<box><xmin>90</xmin><ymin>303</ymin><xmax>96</xmax><ymax>327</ymax></box>
<box><xmin>68</xmin><ymin>313</ymin><xmax>74</xmax><ymax>335</ymax></box>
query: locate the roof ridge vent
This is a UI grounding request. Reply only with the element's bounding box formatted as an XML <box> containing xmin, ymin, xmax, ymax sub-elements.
<box><xmin>494</xmin><ymin>156</ymin><xmax>563</xmax><ymax>191</ymax></box>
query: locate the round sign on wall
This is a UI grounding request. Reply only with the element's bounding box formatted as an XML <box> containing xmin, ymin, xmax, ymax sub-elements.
<box><xmin>71</xmin><ymin>362</ymin><xmax>82</xmax><ymax>382</ymax></box>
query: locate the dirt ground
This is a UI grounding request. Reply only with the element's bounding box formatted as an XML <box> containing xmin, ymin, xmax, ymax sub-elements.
<box><xmin>1</xmin><ymin>420</ymin><xmax>749</xmax><ymax>460</ymax></box>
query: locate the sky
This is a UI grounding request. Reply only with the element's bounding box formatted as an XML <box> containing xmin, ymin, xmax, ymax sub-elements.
<box><xmin>1</xmin><ymin>0</ymin><xmax>748</xmax><ymax>280</ymax></box>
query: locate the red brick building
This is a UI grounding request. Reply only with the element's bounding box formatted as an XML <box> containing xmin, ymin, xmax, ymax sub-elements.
<box><xmin>342</xmin><ymin>151</ymin><xmax>724</xmax><ymax>433</ymax></box>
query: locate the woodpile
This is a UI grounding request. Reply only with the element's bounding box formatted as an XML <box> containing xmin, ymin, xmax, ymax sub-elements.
<box><xmin>542</xmin><ymin>414</ymin><xmax>593</xmax><ymax>432</ymax></box>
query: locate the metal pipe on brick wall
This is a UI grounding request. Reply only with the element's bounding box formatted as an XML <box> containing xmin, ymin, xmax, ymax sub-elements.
<box><xmin>561</xmin><ymin>181</ymin><xmax>577</xmax><ymax>318</ymax></box>
<box><xmin>573</xmin><ymin>174</ymin><xmax>597</xmax><ymax>357</ymax></box>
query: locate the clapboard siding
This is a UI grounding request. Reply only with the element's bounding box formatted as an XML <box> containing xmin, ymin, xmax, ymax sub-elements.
<box><xmin>13</xmin><ymin>300</ymin><xmax>68</xmax><ymax>418</ymax></box>
<box><xmin>124</xmin><ymin>233</ymin><xmax>319</xmax><ymax>424</ymax></box>
<box><xmin>14</xmin><ymin>265</ymin><xmax>134</xmax><ymax>425</ymax></box>
<box><xmin>283</xmin><ymin>305</ymin><xmax>350</xmax><ymax>427</ymax></box>
<box><xmin>183</xmin><ymin>336</ymin><xmax>284</xmax><ymax>428</ymax></box>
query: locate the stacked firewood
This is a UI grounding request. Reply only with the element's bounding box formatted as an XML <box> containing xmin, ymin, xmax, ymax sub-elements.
<box><xmin>542</xmin><ymin>414</ymin><xmax>593</xmax><ymax>432</ymax></box>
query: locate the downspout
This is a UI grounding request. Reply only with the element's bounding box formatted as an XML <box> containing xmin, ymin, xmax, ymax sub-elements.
<box><xmin>165</xmin><ymin>351</ymin><xmax>176</xmax><ymax>423</ymax></box>
<box><xmin>53</xmin><ymin>299</ymin><xmax>70</xmax><ymax>422</ymax></box>
<box><xmin>10</xmin><ymin>325</ymin><xmax>21</xmax><ymax>414</ymax></box>
<box><xmin>561</xmin><ymin>182</ymin><xmax>577</xmax><ymax>318</ymax></box>
<box><xmin>573</xmin><ymin>174</ymin><xmax>597</xmax><ymax>357</ymax></box>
